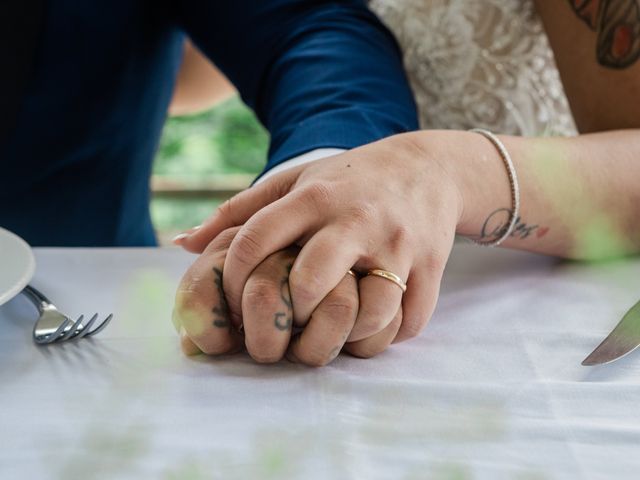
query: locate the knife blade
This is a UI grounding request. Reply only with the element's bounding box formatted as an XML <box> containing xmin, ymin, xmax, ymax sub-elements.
<box><xmin>582</xmin><ymin>299</ymin><xmax>640</xmax><ymax>366</ymax></box>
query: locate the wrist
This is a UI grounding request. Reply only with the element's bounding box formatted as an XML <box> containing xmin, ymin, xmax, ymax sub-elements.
<box><xmin>458</xmin><ymin>132</ymin><xmax>524</xmax><ymax>242</ymax></box>
<box><xmin>390</xmin><ymin>131</ymin><xmax>467</xmax><ymax>228</ymax></box>
<box><xmin>396</xmin><ymin>130</ymin><xmax>513</xmax><ymax>237</ymax></box>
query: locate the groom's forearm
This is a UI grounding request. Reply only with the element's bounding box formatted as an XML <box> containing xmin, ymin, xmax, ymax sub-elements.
<box><xmin>177</xmin><ymin>0</ymin><xmax>419</xmax><ymax>175</ymax></box>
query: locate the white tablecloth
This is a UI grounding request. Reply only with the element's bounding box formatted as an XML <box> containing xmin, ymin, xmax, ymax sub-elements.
<box><xmin>1</xmin><ymin>245</ymin><xmax>639</xmax><ymax>480</ymax></box>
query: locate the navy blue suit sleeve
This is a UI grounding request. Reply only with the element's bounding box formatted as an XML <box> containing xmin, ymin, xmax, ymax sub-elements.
<box><xmin>176</xmin><ymin>1</ymin><xmax>418</xmax><ymax>176</ymax></box>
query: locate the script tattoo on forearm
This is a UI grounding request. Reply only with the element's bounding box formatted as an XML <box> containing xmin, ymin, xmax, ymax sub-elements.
<box><xmin>274</xmin><ymin>264</ymin><xmax>293</xmax><ymax>331</ymax></box>
<box><xmin>212</xmin><ymin>267</ymin><xmax>231</xmax><ymax>329</ymax></box>
<box><xmin>568</xmin><ymin>0</ymin><xmax>640</xmax><ymax>68</ymax></box>
<box><xmin>479</xmin><ymin>208</ymin><xmax>550</xmax><ymax>242</ymax></box>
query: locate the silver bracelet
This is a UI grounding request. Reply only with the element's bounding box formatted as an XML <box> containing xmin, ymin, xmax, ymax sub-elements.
<box><xmin>468</xmin><ymin>128</ymin><xmax>520</xmax><ymax>247</ymax></box>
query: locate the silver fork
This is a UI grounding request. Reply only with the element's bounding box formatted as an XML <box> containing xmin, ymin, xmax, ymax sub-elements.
<box><xmin>22</xmin><ymin>285</ymin><xmax>113</xmax><ymax>345</ymax></box>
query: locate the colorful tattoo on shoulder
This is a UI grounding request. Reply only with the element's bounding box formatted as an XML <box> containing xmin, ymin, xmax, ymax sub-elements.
<box><xmin>479</xmin><ymin>208</ymin><xmax>550</xmax><ymax>242</ymax></box>
<box><xmin>568</xmin><ymin>0</ymin><xmax>640</xmax><ymax>68</ymax></box>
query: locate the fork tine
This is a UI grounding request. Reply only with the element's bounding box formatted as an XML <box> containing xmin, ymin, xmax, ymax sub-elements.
<box><xmin>72</xmin><ymin>314</ymin><xmax>99</xmax><ymax>340</ymax></box>
<box><xmin>57</xmin><ymin>315</ymin><xmax>84</xmax><ymax>342</ymax></box>
<box><xmin>84</xmin><ymin>314</ymin><xmax>113</xmax><ymax>338</ymax></box>
<box><xmin>42</xmin><ymin>318</ymin><xmax>73</xmax><ymax>344</ymax></box>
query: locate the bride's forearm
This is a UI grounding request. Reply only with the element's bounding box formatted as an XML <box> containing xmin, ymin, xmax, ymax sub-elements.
<box><xmin>408</xmin><ymin>129</ymin><xmax>640</xmax><ymax>260</ymax></box>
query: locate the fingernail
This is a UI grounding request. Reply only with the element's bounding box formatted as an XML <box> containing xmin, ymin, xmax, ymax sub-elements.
<box><xmin>172</xmin><ymin>225</ymin><xmax>202</xmax><ymax>245</ymax></box>
<box><xmin>172</xmin><ymin>233</ymin><xmax>189</xmax><ymax>244</ymax></box>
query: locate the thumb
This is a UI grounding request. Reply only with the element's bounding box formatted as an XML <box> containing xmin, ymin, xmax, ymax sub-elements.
<box><xmin>178</xmin><ymin>169</ymin><xmax>297</xmax><ymax>253</ymax></box>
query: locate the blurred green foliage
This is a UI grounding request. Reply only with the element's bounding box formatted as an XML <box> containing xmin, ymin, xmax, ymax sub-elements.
<box><xmin>154</xmin><ymin>96</ymin><xmax>268</xmax><ymax>177</ymax></box>
<box><xmin>151</xmin><ymin>96</ymin><xmax>268</xmax><ymax>239</ymax></box>
<box><xmin>150</xmin><ymin>198</ymin><xmax>222</xmax><ymax>235</ymax></box>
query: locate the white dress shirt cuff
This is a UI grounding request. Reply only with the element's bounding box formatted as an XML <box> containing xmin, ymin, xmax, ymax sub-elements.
<box><xmin>256</xmin><ymin>148</ymin><xmax>346</xmax><ymax>184</ymax></box>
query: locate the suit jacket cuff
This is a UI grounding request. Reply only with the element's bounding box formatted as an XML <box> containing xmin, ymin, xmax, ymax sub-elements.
<box><xmin>259</xmin><ymin>107</ymin><xmax>414</xmax><ymax>181</ymax></box>
<box><xmin>255</xmin><ymin>148</ymin><xmax>346</xmax><ymax>184</ymax></box>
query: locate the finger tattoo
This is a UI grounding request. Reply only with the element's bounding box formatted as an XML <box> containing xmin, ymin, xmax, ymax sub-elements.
<box><xmin>212</xmin><ymin>267</ymin><xmax>231</xmax><ymax>329</ymax></box>
<box><xmin>274</xmin><ymin>264</ymin><xmax>293</xmax><ymax>331</ymax></box>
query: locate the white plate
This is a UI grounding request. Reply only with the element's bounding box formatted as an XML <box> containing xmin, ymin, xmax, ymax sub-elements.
<box><xmin>0</xmin><ymin>227</ymin><xmax>36</xmax><ymax>306</ymax></box>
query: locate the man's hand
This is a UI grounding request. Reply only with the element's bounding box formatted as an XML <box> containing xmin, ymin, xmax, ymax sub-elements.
<box><xmin>173</xmin><ymin>227</ymin><xmax>399</xmax><ymax>365</ymax></box>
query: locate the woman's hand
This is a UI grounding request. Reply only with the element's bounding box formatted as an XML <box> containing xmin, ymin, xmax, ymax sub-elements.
<box><xmin>179</xmin><ymin>132</ymin><xmax>476</xmax><ymax>346</ymax></box>
<box><xmin>177</xmin><ymin>127</ymin><xmax>640</xmax><ymax>361</ymax></box>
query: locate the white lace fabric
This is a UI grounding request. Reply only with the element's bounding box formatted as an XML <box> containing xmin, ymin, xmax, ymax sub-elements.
<box><xmin>369</xmin><ymin>0</ymin><xmax>578</xmax><ymax>137</ymax></box>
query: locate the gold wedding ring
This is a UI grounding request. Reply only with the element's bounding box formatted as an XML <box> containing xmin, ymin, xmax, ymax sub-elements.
<box><xmin>347</xmin><ymin>270</ymin><xmax>358</xmax><ymax>279</ymax></box>
<box><xmin>366</xmin><ymin>269</ymin><xmax>407</xmax><ymax>292</ymax></box>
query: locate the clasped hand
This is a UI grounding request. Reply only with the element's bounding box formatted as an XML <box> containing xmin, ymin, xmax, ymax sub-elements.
<box><xmin>172</xmin><ymin>133</ymin><xmax>464</xmax><ymax>366</ymax></box>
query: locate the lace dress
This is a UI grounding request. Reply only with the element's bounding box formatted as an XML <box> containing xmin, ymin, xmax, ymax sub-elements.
<box><xmin>369</xmin><ymin>0</ymin><xmax>578</xmax><ymax>137</ymax></box>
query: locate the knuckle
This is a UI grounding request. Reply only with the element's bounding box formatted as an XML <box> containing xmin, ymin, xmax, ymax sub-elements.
<box><xmin>424</xmin><ymin>249</ymin><xmax>447</xmax><ymax>275</ymax></box>
<box><xmin>290</xmin><ymin>284</ymin><xmax>317</xmax><ymax>309</ymax></box>
<box><xmin>345</xmin><ymin>204</ymin><xmax>376</xmax><ymax>227</ymax></box>
<box><xmin>205</xmin><ymin>227</ymin><xmax>240</xmax><ymax>253</ymax></box>
<box><xmin>289</xmin><ymin>266</ymin><xmax>324</xmax><ymax>305</ymax></box>
<box><xmin>231</xmin><ymin>226</ymin><xmax>265</xmax><ymax>266</ymax></box>
<box><xmin>359</xmin><ymin>302</ymin><xmax>389</xmax><ymax>324</ymax></box>
<box><xmin>387</xmin><ymin>225</ymin><xmax>412</xmax><ymax>254</ymax></box>
<box><xmin>319</xmin><ymin>295</ymin><xmax>358</xmax><ymax>321</ymax></box>
<box><xmin>243</xmin><ymin>279</ymin><xmax>280</xmax><ymax>313</ymax></box>
<box><xmin>216</xmin><ymin>193</ymin><xmax>242</xmax><ymax>224</ymax></box>
<box><xmin>216</xmin><ymin>198</ymin><xmax>233</xmax><ymax>219</ymax></box>
<box><xmin>351</xmin><ymin>317</ymin><xmax>385</xmax><ymax>339</ymax></box>
<box><xmin>261</xmin><ymin>249</ymin><xmax>295</xmax><ymax>270</ymax></box>
<box><xmin>299</xmin><ymin>182</ymin><xmax>335</xmax><ymax>210</ymax></box>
